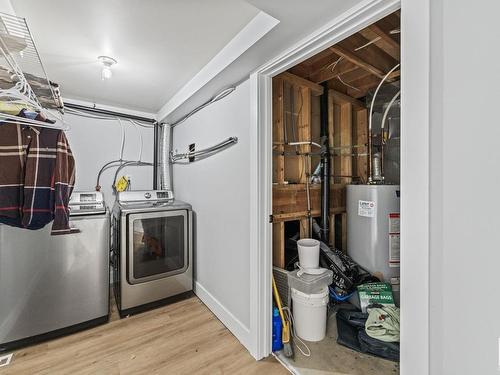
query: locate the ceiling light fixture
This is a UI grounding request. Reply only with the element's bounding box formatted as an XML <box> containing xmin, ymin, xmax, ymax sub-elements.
<box><xmin>98</xmin><ymin>55</ymin><xmax>117</xmax><ymax>80</ymax></box>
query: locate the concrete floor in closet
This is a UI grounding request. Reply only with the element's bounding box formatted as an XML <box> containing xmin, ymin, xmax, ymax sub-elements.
<box><xmin>277</xmin><ymin>312</ymin><xmax>399</xmax><ymax>375</ymax></box>
<box><xmin>1</xmin><ymin>296</ymin><xmax>286</xmax><ymax>375</ymax></box>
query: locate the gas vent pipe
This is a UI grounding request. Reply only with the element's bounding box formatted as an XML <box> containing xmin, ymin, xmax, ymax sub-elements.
<box><xmin>320</xmin><ymin>82</ymin><xmax>330</xmax><ymax>243</ymax></box>
<box><xmin>368</xmin><ymin>64</ymin><xmax>400</xmax><ymax>183</ymax></box>
<box><xmin>380</xmin><ymin>90</ymin><xmax>401</xmax><ymax>179</ymax></box>
<box><xmin>157</xmin><ymin>86</ymin><xmax>237</xmax><ymax>191</ymax></box>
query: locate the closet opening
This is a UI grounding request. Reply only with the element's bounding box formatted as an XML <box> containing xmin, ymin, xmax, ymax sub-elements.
<box><xmin>270</xmin><ymin>10</ymin><xmax>401</xmax><ymax>374</ymax></box>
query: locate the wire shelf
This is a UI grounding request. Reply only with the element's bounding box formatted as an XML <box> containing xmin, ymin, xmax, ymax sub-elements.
<box><xmin>0</xmin><ymin>11</ymin><xmax>63</xmax><ymax>111</ymax></box>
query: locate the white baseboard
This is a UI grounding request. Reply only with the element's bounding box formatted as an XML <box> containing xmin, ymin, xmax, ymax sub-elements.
<box><xmin>194</xmin><ymin>281</ymin><xmax>251</xmax><ymax>351</ymax></box>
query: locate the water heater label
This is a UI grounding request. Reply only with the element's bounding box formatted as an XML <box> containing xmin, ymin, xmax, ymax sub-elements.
<box><xmin>358</xmin><ymin>200</ymin><xmax>376</xmax><ymax>218</ymax></box>
<box><xmin>389</xmin><ymin>213</ymin><xmax>400</xmax><ymax>233</ymax></box>
<box><xmin>389</xmin><ymin>234</ymin><xmax>400</xmax><ymax>267</ymax></box>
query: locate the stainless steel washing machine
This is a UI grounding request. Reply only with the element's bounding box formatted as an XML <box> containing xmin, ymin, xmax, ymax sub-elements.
<box><xmin>111</xmin><ymin>190</ymin><xmax>193</xmax><ymax>317</ymax></box>
<box><xmin>0</xmin><ymin>191</ymin><xmax>109</xmax><ymax>351</ymax></box>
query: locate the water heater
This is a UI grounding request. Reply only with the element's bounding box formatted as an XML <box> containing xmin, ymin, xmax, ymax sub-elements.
<box><xmin>346</xmin><ymin>184</ymin><xmax>400</xmax><ymax>281</ymax></box>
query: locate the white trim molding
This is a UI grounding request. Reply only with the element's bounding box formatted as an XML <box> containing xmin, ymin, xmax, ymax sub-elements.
<box><xmin>253</xmin><ymin>0</ymin><xmax>399</xmax><ymax>77</ymax></box>
<box><xmin>250</xmin><ymin>1</ymin><xmax>431</xmax><ymax>370</ymax></box>
<box><xmin>249</xmin><ymin>71</ymin><xmax>273</xmax><ymax>359</ymax></box>
<box><xmin>400</xmin><ymin>0</ymin><xmax>431</xmax><ymax>374</ymax></box>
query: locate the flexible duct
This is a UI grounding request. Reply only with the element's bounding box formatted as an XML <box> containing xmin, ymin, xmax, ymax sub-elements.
<box><xmin>158</xmin><ymin>123</ymin><xmax>171</xmax><ymax>190</ymax></box>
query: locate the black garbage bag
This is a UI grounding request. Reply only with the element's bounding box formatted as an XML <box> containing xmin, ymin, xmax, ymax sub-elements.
<box><xmin>336</xmin><ymin>308</ymin><xmax>400</xmax><ymax>362</ymax></box>
<box><xmin>319</xmin><ymin>243</ymin><xmax>379</xmax><ymax>295</ymax></box>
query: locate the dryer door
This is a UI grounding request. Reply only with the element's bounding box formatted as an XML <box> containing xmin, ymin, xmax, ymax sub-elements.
<box><xmin>126</xmin><ymin>210</ymin><xmax>188</xmax><ymax>284</ymax></box>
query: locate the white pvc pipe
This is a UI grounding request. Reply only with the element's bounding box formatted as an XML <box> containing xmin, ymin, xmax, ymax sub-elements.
<box><xmin>287</xmin><ymin>141</ymin><xmax>322</xmax><ymax>149</ymax></box>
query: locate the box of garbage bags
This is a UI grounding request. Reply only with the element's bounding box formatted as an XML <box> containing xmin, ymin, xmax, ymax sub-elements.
<box><xmin>357</xmin><ymin>282</ymin><xmax>395</xmax><ymax>313</ymax></box>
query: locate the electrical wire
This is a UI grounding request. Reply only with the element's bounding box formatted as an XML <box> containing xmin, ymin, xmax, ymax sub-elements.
<box><xmin>354</xmin><ymin>36</ymin><xmax>382</xmax><ymax>51</ymax></box>
<box><xmin>324</xmin><ymin>56</ymin><xmax>343</xmax><ymax>72</ymax></box>
<box><xmin>286</xmin><ymin>141</ymin><xmax>322</xmax><ymax>149</ymax></box>
<box><xmin>64</xmin><ymin>107</ymin><xmax>155</xmax><ymax>128</ymax></box>
<box><xmin>282</xmin><ymin>306</ymin><xmax>311</xmax><ymax>357</ymax></box>
<box><xmin>117</xmin><ymin>117</ymin><xmax>125</xmax><ymax>160</ymax></box>
<box><xmin>337</xmin><ymin>75</ymin><xmax>361</xmax><ymax>91</ymax></box>
<box><xmin>130</xmin><ymin>118</ymin><xmax>143</xmax><ymax>162</ymax></box>
<box><xmin>170</xmin><ymin>86</ymin><xmax>236</xmax><ymax>128</ymax></box>
<box><xmin>64</xmin><ymin>106</ymin><xmax>155</xmax><ymax>191</ymax></box>
<box><xmin>290</xmin><ymin>84</ymin><xmax>297</xmax><ymax>152</ymax></box>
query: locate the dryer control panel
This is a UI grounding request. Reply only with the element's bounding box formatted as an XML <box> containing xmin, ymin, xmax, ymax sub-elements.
<box><xmin>117</xmin><ymin>190</ymin><xmax>174</xmax><ymax>203</ymax></box>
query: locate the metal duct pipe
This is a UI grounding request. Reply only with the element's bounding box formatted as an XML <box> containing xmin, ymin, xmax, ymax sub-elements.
<box><xmin>153</xmin><ymin>122</ymin><xmax>158</xmax><ymax>189</ymax></box>
<box><xmin>380</xmin><ymin>90</ymin><xmax>400</xmax><ymax>179</ymax></box>
<box><xmin>158</xmin><ymin>123</ymin><xmax>172</xmax><ymax>190</ymax></box>
<box><xmin>368</xmin><ymin>63</ymin><xmax>400</xmax><ymax>183</ymax></box>
<box><xmin>320</xmin><ymin>82</ymin><xmax>330</xmax><ymax>243</ymax></box>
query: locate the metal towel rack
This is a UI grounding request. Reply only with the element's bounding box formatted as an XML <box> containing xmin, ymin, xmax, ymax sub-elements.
<box><xmin>170</xmin><ymin>137</ymin><xmax>238</xmax><ymax>164</ymax></box>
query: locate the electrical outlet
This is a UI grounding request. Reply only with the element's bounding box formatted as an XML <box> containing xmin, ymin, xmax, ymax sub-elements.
<box><xmin>0</xmin><ymin>353</ymin><xmax>13</xmax><ymax>367</ymax></box>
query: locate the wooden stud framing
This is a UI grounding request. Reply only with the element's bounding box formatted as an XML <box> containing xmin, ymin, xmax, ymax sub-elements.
<box><xmin>330</xmin><ymin>90</ymin><xmax>365</xmax><ymax>110</ymax></box>
<box><xmin>367</xmin><ymin>24</ymin><xmax>400</xmax><ymax>59</ymax></box>
<box><xmin>271</xmin><ymin>10</ymin><xmax>399</xmax><ymax>257</ymax></box>
<box><xmin>272</xmin><ymin>66</ymin><xmax>372</xmax><ymax>262</ymax></box>
<box><xmin>272</xmin><ymin>78</ymin><xmax>285</xmax><ymax>184</ymax></box>
<box><xmin>340</xmin><ymin>102</ymin><xmax>353</xmax><ymax>185</ymax></box>
<box><xmin>297</xmin><ymin>86</ymin><xmax>311</xmax><ymax>183</ymax></box>
<box><xmin>299</xmin><ymin>219</ymin><xmax>309</xmax><ymax>239</ymax></box>
<box><xmin>329</xmin><ymin>45</ymin><xmax>386</xmax><ymax>78</ymax></box>
<box><xmin>275</xmin><ymin>72</ymin><xmax>324</xmax><ymax>96</ymax></box>
<box><xmin>309</xmin><ymin>60</ymin><xmax>359</xmax><ymax>84</ymax></box>
<box><xmin>353</xmin><ymin>108</ymin><xmax>368</xmax><ymax>184</ymax></box>
<box><xmin>273</xmin><ymin>222</ymin><xmax>285</xmax><ymax>268</ymax></box>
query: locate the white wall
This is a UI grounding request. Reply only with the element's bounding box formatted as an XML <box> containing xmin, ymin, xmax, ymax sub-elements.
<box><xmin>427</xmin><ymin>1</ymin><xmax>500</xmax><ymax>374</ymax></box>
<box><xmin>0</xmin><ymin>0</ymin><xmax>15</xmax><ymax>14</ymax></box>
<box><xmin>64</xmin><ymin>112</ymin><xmax>155</xmax><ymax>208</ymax></box>
<box><xmin>172</xmin><ymin>80</ymin><xmax>251</xmax><ymax>347</ymax></box>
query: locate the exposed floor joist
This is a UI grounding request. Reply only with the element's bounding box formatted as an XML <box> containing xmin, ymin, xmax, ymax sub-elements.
<box><xmin>286</xmin><ymin>11</ymin><xmax>400</xmax><ymax>98</ymax></box>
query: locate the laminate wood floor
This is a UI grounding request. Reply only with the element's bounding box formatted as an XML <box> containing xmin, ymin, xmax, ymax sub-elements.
<box><xmin>1</xmin><ymin>297</ymin><xmax>287</xmax><ymax>375</ymax></box>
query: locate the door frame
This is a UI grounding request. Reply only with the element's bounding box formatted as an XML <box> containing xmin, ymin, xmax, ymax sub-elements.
<box><xmin>249</xmin><ymin>0</ymin><xmax>431</xmax><ymax>373</ymax></box>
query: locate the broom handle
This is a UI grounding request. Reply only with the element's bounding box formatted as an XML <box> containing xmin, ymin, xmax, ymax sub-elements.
<box><xmin>272</xmin><ymin>276</ymin><xmax>286</xmax><ymax>326</ymax></box>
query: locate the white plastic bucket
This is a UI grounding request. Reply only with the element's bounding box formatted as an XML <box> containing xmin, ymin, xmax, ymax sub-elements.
<box><xmin>297</xmin><ymin>238</ymin><xmax>320</xmax><ymax>269</ymax></box>
<box><xmin>291</xmin><ymin>287</ymin><xmax>329</xmax><ymax>342</ymax></box>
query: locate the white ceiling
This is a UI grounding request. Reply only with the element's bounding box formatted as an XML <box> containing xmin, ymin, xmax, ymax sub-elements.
<box><xmin>8</xmin><ymin>0</ymin><xmax>366</xmax><ymax>116</ymax></box>
<box><xmin>10</xmin><ymin>0</ymin><xmax>259</xmax><ymax>112</ymax></box>
<box><xmin>164</xmin><ymin>0</ymin><xmax>365</xmax><ymax>122</ymax></box>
